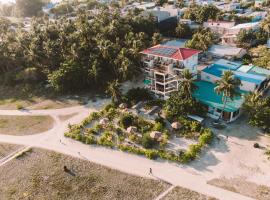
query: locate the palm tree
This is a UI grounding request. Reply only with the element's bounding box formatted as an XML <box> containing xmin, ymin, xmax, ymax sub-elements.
<box><xmin>180</xmin><ymin>69</ymin><xmax>197</xmax><ymax>99</ymax></box>
<box><xmin>106</xmin><ymin>80</ymin><xmax>122</xmax><ymax>104</ymax></box>
<box><xmin>215</xmin><ymin>71</ymin><xmax>241</xmax><ymax>121</ymax></box>
<box><xmin>261</xmin><ymin>16</ymin><xmax>270</xmax><ymax>37</ymax></box>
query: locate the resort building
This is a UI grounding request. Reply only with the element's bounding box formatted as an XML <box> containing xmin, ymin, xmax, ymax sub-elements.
<box><xmin>203</xmin><ymin>21</ymin><xmax>236</xmax><ymax>36</ymax></box>
<box><xmin>221</xmin><ymin>22</ymin><xmax>260</xmax><ymax>46</ymax></box>
<box><xmin>208</xmin><ymin>44</ymin><xmax>247</xmax><ymax>59</ymax></box>
<box><xmin>195</xmin><ymin>59</ymin><xmax>270</xmax><ymax>122</ymax></box>
<box><xmin>141</xmin><ymin>44</ymin><xmax>200</xmax><ymax>99</ymax></box>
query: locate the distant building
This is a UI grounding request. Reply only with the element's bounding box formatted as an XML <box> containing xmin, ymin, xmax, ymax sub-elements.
<box><xmin>142</xmin><ymin>5</ymin><xmax>181</xmax><ymax>23</ymax></box>
<box><xmin>208</xmin><ymin>44</ymin><xmax>247</xmax><ymax>59</ymax></box>
<box><xmin>215</xmin><ymin>2</ymin><xmax>241</xmax><ymax>12</ymax></box>
<box><xmin>196</xmin><ymin>59</ymin><xmax>270</xmax><ymax>121</ymax></box>
<box><xmin>221</xmin><ymin>22</ymin><xmax>260</xmax><ymax>46</ymax></box>
<box><xmin>254</xmin><ymin>0</ymin><xmax>265</xmax><ymax>7</ymax></box>
<box><xmin>203</xmin><ymin>21</ymin><xmax>235</xmax><ymax>36</ymax></box>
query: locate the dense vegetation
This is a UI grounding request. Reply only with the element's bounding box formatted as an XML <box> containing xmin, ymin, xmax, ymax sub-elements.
<box><xmin>243</xmin><ymin>92</ymin><xmax>270</xmax><ymax>131</ymax></box>
<box><xmin>183</xmin><ymin>4</ymin><xmax>221</xmax><ymax>24</ymax></box>
<box><xmin>0</xmin><ymin>9</ymin><xmax>157</xmax><ymax>93</ymax></box>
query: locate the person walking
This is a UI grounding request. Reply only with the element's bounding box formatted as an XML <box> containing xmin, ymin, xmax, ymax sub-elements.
<box><xmin>149</xmin><ymin>168</ymin><xmax>152</xmax><ymax>175</ymax></box>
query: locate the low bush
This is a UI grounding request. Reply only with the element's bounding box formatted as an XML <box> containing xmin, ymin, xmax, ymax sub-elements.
<box><xmin>142</xmin><ymin>133</ymin><xmax>155</xmax><ymax>149</ymax></box>
<box><xmin>125</xmin><ymin>87</ymin><xmax>154</xmax><ymax>105</ymax></box>
<box><xmin>143</xmin><ymin>99</ymin><xmax>165</xmax><ymax>110</ymax></box>
<box><xmin>198</xmin><ymin>128</ymin><xmax>213</xmax><ymax>146</ymax></box>
<box><xmin>119</xmin><ymin>113</ymin><xmax>135</xmax><ymax>129</ymax></box>
<box><xmin>16</xmin><ymin>104</ymin><xmax>24</xmax><ymax>110</ymax></box>
<box><xmin>97</xmin><ymin>131</ymin><xmax>115</xmax><ymax>147</ymax></box>
<box><xmin>85</xmin><ymin>135</ymin><xmax>97</xmax><ymax>144</ymax></box>
<box><xmin>104</xmin><ymin>107</ymin><xmax>119</xmax><ymax>120</ymax></box>
<box><xmin>145</xmin><ymin>150</ymin><xmax>159</xmax><ymax>159</ymax></box>
<box><xmin>153</xmin><ymin>122</ymin><xmax>164</xmax><ymax>132</ymax></box>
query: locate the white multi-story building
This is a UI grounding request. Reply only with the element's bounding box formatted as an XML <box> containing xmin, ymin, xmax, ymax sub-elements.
<box><xmin>141</xmin><ymin>44</ymin><xmax>200</xmax><ymax>99</ymax></box>
<box><xmin>203</xmin><ymin>21</ymin><xmax>236</xmax><ymax>36</ymax></box>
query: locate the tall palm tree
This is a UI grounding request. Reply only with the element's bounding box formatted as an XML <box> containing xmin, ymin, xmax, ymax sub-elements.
<box><xmin>215</xmin><ymin>71</ymin><xmax>241</xmax><ymax>121</ymax></box>
<box><xmin>180</xmin><ymin>69</ymin><xmax>197</xmax><ymax>99</ymax></box>
<box><xmin>106</xmin><ymin>80</ymin><xmax>122</xmax><ymax>104</ymax></box>
<box><xmin>261</xmin><ymin>16</ymin><xmax>270</xmax><ymax>37</ymax></box>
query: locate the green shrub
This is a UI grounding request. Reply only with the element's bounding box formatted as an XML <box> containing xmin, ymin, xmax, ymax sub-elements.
<box><xmin>153</xmin><ymin>122</ymin><xmax>164</xmax><ymax>132</ymax></box>
<box><xmin>98</xmin><ymin>131</ymin><xmax>115</xmax><ymax>147</ymax></box>
<box><xmin>90</xmin><ymin>112</ymin><xmax>100</xmax><ymax>120</ymax></box>
<box><xmin>144</xmin><ymin>99</ymin><xmax>165</xmax><ymax>110</ymax></box>
<box><xmin>199</xmin><ymin>128</ymin><xmax>213</xmax><ymax>145</ymax></box>
<box><xmin>145</xmin><ymin>150</ymin><xmax>159</xmax><ymax>159</ymax></box>
<box><xmin>116</xmin><ymin>127</ymin><xmax>123</xmax><ymax>136</ymax></box>
<box><xmin>92</xmin><ymin>123</ymin><xmax>103</xmax><ymax>133</ymax></box>
<box><xmin>142</xmin><ymin>133</ymin><xmax>155</xmax><ymax>149</ymax></box>
<box><xmin>104</xmin><ymin>107</ymin><xmax>119</xmax><ymax>120</ymax></box>
<box><xmin>119</xmin><ymin>113</ymin><xmax>134</xmax><ymax>129</ymax></box>
<box><xmin>125</xmin><ymin>87</ymin><xmax>154</xmax><ymax>105</ymax></box>
<box><xmin>16</xmin><ymin>104</ymin><xmax>24</xmax><ymax>110</ymax></box>
<box><xmin>85</xmin><ymin>135</ymin><xmax>96</xmax><ymax>144</ymax></box>
<box><xmin>104</xmin><ymin>103</ymin><xmax>116</xmax><ymax>112</ymax></box>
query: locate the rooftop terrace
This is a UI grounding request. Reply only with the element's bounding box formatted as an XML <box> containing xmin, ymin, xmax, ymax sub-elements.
<box><xmin>202</xmin><ymin>60</ymin><xmax>268</xmax><ymax>85</ymax></box>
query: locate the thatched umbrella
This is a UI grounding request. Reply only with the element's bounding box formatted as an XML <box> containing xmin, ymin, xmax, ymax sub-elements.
<box><xmin>99</xmin><ymin>118</ymin><xmax>109</xmax><ymax>126</ymax></box>
<box><xmin>150</xmin><ymin>131</ymin><xmax>162</xmax><ymax>140</ymax></box>
<box><xmin>126</xmin><ymin>126</ymin><xmax>137</xmax><ymax>134</ymax></box>
<box><xmin>171</xmin><ymin>122</ymin><xmax>182</xmax><ymax>130</ymax></box>
<box><xmin>119</xmin><ymin>103</ymin><xmax>128</xmax><ymax>109</ymax></box>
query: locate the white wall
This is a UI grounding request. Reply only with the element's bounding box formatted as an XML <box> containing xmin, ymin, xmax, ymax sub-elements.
<box><xmin>183</xmin><ymin>54</ymin><xmax>198</xmax><ymax>72</ymax></box>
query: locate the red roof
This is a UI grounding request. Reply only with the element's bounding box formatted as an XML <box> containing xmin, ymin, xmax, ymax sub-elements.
<box><xmin>141</xmin><ymin>45</ymin><xmax>201</xmax><ymax>61</ymax></box>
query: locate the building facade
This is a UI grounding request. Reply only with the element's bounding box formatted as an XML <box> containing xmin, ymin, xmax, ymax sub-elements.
<box><xmin>141</xmin><ymin>44</ymin><xmax>200</xmax><ymax>99</ymax></box>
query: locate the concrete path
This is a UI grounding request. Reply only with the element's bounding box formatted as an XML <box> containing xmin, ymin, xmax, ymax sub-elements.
<box><xmin>0</xmin><ymin>100</ymin><xmax>256</xmax><ymax>200</ymax></box>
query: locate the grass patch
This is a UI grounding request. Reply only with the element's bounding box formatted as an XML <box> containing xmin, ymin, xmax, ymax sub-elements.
<box><xmin>0</xmin><ymin>143</ymin><xmax>22</xmax><ymax>160</ymax></box>
<box><xmin>161</xmin><ymin>186</ymin><xmax>217</xmax><ymax>200</ymax></box>
<box><xmin>0</xmin><ymin>148</ymin><xmax>170</xmax><ymax>200</ymax></box>
<box><xmin>0</xmin><ymin>85</ymin><xmax>86</xmax><ymax>110</ymax></box>
<box><xmin>0</xmin><ymin>115</ymin><xmax>54</xmax><ymax>136</ymax></box>
<box><xmin>208</xmin><ymin>177</ymin><xmax>270</xmax><ymax>200</ymax></box>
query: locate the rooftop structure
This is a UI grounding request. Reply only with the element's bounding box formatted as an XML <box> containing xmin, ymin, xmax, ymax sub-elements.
<box><xmin>141</xmin><ymin>45</ymin><xmax>200</xmax><ymax>61</ymax></box>
<box><xmin>161</xmin><ymin>39</ymin><xmax>188</xmax><ymax>48</ymax></box>
<box><xmin>203</xmin><ymin>21</ymin><xmax>236</xmax><ymax>36</ymax></box>
<box><xmin>208</xmin><ymin>45</ymin><xmax>247</xmax><ymax>59</ymax></box>
<box><xmin>197</xmin><ymin>59</ymin><xmax>270</xmax><ymax>121</ymax></box>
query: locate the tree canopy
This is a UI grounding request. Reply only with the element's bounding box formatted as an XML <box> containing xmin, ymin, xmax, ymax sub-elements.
<box><xmin>183</xmin><ymin>4</ymin><xmax>221</xmax><ymax>24</ymax></box>
<box><xmin>243</xmin><ymin>92</ymin><xmax>270</xmax><ymax>130</ymax></box>
<box><xmin>0</xmin><ymin>9</ymin><xmax>157</xmax><ymax>93</ymax></box>
<box><xmin>185</xmin><ymin>28</ymin><xmax>216</xmax><ymax>51</ymax></box>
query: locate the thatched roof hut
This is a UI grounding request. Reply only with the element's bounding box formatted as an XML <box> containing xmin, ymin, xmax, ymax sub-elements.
<box><xmin>119</xmin><ymin>103</ymin><xmax>128</xmax><ymax>109</ymax></box>
<box><xmin>150</xmin><ymin>131</ymin><xmax>162</xmax><ymax>140</ymax></box>
<box><xmin>99</xmin><ymin>118</ymin><xmax>109</xmax><ymax>126</ymax></box>
<box><xmin>171</xmin><ymin>122</ymin><xmax>182</xmax><ymax>130</ymax></box>
<box><xmin>126</xmin><ymin>126</ymin><xmax>137</xmax><ymax>134</ymax></box>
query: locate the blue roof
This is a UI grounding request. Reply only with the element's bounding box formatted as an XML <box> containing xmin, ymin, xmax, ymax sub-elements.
<box><xmin>202</xmin><ymin>60</ymin><xmax>267</xmax><ymax>85</ymax></box>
